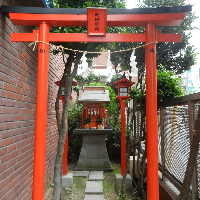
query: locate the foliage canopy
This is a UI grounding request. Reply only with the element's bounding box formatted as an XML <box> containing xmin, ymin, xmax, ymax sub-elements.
<box><xmin>110</xmin><ymin>0</ymin><xmax>197</xmax><ymax>75</ymax></box>
<box><xmin>129</xmin><ymin>68</ymin><xmax>184</xmax><ymax>104</ymax></box>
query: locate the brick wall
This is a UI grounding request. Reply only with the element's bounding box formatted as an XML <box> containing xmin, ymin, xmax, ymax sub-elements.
<box><xmin>0</xmin><ymin>1</ymin><xmax>64</xmax><ymax>199</ymax></box>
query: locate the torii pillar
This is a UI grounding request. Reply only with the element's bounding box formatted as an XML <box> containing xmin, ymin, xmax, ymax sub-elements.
<box><xmin>1</xmin><ymin>5</ymin><xmax>192</xmax><ymax>200</ymax></box>
<box><xmin>146</xmin><ymin>22</ymin><xmax>158</xmax><ymax>198</ymax></box>
<box><xmin>33</xmin><ymin>22</ymin><xmax>50</xmax><ymax>200</ymax></box>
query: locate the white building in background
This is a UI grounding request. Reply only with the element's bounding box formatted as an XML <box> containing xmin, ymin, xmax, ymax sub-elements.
<box><xmin>186</xmin><ymin>26</ymin><xmax>200</xmax><ymax>93</ymax></box>
<box><xmin>180</xmin><ymin>65</ymin><xmax>200</xmax><ymax>94</ymax></box>
<box><xmin>178</xmin><ymin>65</ymin><xmax>200</xmax><ymax>95</ymax></box>
<box><xmin>187</xmin><ymin>65</ymin><xmax>200</xmax><ymax>93</ymax></box>
<box><xmin>78</xmin><ymin>52</ymin><xmax>116</xmax><ymax>84</ymax></box>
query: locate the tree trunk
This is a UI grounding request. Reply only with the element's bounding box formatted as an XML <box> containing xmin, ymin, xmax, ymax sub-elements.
<box><xmin>177</xmin><ymin>106</ymin><xmax>200</xmax><ymax>200</ymax></box>
<box><xmin>52</xmin><ymin>51</ymin><xmax>82</xmax><ymax>200</ymax></box>
<box><xmin>136</xmin><ymin>150</ymin><xmax>147</xmax><ymax>199</ymax></box>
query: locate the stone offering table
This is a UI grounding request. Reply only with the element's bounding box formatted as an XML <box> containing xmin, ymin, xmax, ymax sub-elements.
<box><xmin>74</xmin><ymin>129</ymin><xmax>113</xmax><ymax>172</ymax></box>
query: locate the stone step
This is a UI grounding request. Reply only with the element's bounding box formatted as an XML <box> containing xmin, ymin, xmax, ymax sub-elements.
<box><xmin>84</xmin><ymin>195</ymin><xmax>104</xmax><ymax>200</ymax></box>
<box><xmin>85</xmin><ymin>181</ymin><xmax>103</xmax><ymax>194</ymax></box>
<box><xmin>71</xmin><ymin>171</ymin><xmax>89</xmax><ymax>177</ymax></box>
<box><xmin>89</xmin><ymin>171</ymin><xmax>104</xmax><ymax>181</ymax></box>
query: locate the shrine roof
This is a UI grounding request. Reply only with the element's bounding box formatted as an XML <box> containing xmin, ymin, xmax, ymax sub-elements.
<box><xmin>78</xmin><ymin>86</ymin><xmax>110</xmax><ymax>103</ymax></box>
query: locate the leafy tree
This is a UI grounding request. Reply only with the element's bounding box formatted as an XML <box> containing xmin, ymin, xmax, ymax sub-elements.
<box><xmin>110</xmin><ymin>0</ymin><xmax>197</xmax><ymax>75</ymax></box>
<box><xmin>130</xmin><ymin>68</ymin><xmax>184</xmax><ymax>104</ymax></box>
<box><xmin>157</xmin><ymin>68</ymin><xmax>183</xmax><ymax>102</ymax></box>
<box><xmin>54</xmin><ymin>0</ymin><xmax>126</xmax><ymax>8</ymax></box>
<box><xmin>106</xmin><ymin>73</ymin><xmax>123</xmax><ymax>93</ymax></box>
<box><xmin>75</xmin><ymin>71</ymin><xmax>100</xmax><ymax>86</ymax></box>
<box><xmin>104</xmin><ymin>86</ymin><xmax>121</xmax><ymax>159</ymax></box>
<box><xmin>67</xmin><ymin>101</ymin><xmax>83</xmax><ymax>162</ymax></box>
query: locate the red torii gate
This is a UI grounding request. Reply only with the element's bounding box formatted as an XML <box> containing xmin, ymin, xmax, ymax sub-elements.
<box><xmin>2</xmin><ymin>5</ymin><xmax>192</xmax><ymax>200</ymax></box>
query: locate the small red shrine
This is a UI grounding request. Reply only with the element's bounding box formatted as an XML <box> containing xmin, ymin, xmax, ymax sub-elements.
<box><xmin>78</xmin><ymin>86</ymin><xmax>110</xmax><ymax>129</ymax></box>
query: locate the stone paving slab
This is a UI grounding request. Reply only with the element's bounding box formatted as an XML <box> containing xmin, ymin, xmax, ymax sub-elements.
<box><xmin>85</xmin><ymin>181</ymin><xmax>103</xmax><ymax>194</ymax></box>
<box><xmin>71</xmin><ymin>171</ymin><xmax>89</xmax><ymax>177</ymax></box>
<box><xmin>84</xmin><ymin>195</ymin><xmax>104</xmax><ymax>200</ymax></box>
<box><xmin>89</xmin><ymin>171</ymin><xmax>104</xmax><ymax>181</ymax></box>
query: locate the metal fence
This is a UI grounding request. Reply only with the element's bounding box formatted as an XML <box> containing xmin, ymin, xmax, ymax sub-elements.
<box><xmin>158</xmin><ymin>93</ymin><xmax>200</xmax><ymax>199</ymax></box>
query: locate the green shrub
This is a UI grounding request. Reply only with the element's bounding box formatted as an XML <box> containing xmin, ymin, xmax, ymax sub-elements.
<box><xmin>68</xmin><ymin>101</ymin><xmax>83</xmax><ymax>161</ymax></box>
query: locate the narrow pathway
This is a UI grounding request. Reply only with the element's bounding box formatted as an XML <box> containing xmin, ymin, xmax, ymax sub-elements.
<box><xmin>73</xmin><ymin>171</ymin><xmax>104</xmax><ymax>200</ymax></box>
<box><xmin>84</xmin><ymin>171</ymin><xmax>104</xmax><ymax>200</ymax></box>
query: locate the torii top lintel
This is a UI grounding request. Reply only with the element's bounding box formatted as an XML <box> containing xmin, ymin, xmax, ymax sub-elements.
<box><xmin>1</xmin><ymin>5</ymin><xmax>192</xmax><ymax>43</ymax></box>
<box><xmin>2</xmin><ymin>5</ymin><xmax>191</xmax><ymax>27</ymax></box>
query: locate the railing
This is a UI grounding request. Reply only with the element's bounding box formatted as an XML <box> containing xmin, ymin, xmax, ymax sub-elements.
<box><xmin>158</xmin><ymin>93</ymin><xmax>200</xmax><ymax>199</ymax></box>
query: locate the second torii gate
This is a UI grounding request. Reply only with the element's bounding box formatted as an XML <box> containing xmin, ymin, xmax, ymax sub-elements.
<box><xmin>2</xmin><ymin>5</ymin><xmax>192</xmax><ymax>200</ymax></box>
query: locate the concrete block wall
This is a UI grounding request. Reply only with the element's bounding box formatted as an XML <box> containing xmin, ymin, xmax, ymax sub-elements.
<box><xmin>0</xmin><ymin>0</ymin><xmax>65</xmax><ymax>199</ymax></box>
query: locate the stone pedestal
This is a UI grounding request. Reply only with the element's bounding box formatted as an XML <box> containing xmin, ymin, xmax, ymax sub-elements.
<box><xmin>74</xmin><ymin>129</ymin><xmax>113</xmax><ymax>172</ymax></box>
<box><xmin>115</xmin><ymin>174</ymin><xmax>132</xmax><ymax>194</ymax></box>
<box><xmin>62</xmin><ymin>173</ymin><xmax>73</xmax><ymax>189</ymax></box>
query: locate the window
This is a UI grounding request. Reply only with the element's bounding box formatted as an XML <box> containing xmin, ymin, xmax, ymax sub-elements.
<box><xmin>120</xmin><ymin>87</ymin><xmax>128</xmax><ymax>96</ymax></box>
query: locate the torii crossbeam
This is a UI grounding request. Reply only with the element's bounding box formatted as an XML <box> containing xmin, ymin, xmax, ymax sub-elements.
<box><xmin>1</xmin><ymin>5</ymin><xmax>192</xmax><ymax>200</ymax></box>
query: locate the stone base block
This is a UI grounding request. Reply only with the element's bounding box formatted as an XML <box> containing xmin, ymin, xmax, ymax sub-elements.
<box><xmin>62</xmin><ymin>173</ymin><xmax>73</xmax><ymax>189</ymax></box>
<box><xmin>115</xmin><ymin>174</ymin><xmax>132</xmax><ymax>194</ymax></box>
<box><xmin>84</xmin><ymin>195</ymin><xmax>104</xmax><ymax>200</ymax></box>
<box><xmin>75</xmin><ymin>159</ymin><xmax>113</xmax><ymax>172</ymax></box>
<box><xmin>72</xmin><ymin>171</ymin><xmax>89</xmax><ymax>178</ymax></box>
<box><xmin>75</xmin><ymin>129</ymin><xmax>113</xmax><ymax>172</ymax></box>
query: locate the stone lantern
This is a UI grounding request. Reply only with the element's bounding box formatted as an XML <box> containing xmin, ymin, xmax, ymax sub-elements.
<box><xmin>113</xmin><ymin>75</ymin><xmax>134</xmax><ymax>175</ymax></box>
<box><xmin>54</xmin><ymin>80</ymin><xmax>77</xmax><ymax>103</ymax></box>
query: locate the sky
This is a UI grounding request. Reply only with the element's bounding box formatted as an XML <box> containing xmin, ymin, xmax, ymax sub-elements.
<box><xmin>126</xmin><ymin>0</ymin><xmax>200</xmax><ymax>61</ymax></box>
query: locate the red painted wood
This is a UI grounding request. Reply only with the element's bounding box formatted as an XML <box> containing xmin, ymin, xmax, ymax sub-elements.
<box><xmin>11</xmin><ymin>32</ymin><xmax>145</xmax><ymax>42</ymax></box>
<box><xmin>81</xmin><ymin>103</ymin><xmax>106</xmax><ymax>129</ymax></box>
<box><xmin>11</xmin><ymin>32</ymin><xmax>182</xmax><ymax>43</ymax></box>
<box><xmin>11</xmin><ymin>29</ymin><xmax>39</xmax><ymax>42</ymax></box>
<box><xmin>87</xmin><ymin>8</ymin><xmax>107</xmax><ymax>36</ymax></box>
<box><xmin>157</xmin><ymin>32</ymin><xmax>182</xmax><ymax>42</ymax></box>
<box><xmin>119</xmin><ymin>99</ymin><xmax>126</xmax><ymax>176</ymax></box>
<box><xmin>32</xmin><ymin>22</ymin><xmax>49</xmax><ymax>200</ymax></box>
<box><xmin>9</xmin><ymin>12</ymin><xmax>185</xmax><ymax>27</ymax></box>
<box><xmin>145</xmin><ymin>22</ymin><xmax>159</xmax><ymax>200</ymax></box>
<box><xmin>50</xmin><ymin>33</ymin><xmax>145</xmax><ymax>42</ymax></box>
<box><xmin>114</xmin><ymin>78</ymin><xmax>134</xmax><ymax>175</ymax></box>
